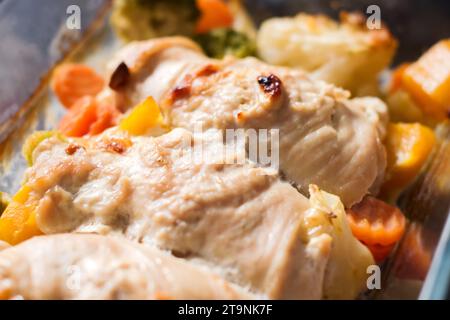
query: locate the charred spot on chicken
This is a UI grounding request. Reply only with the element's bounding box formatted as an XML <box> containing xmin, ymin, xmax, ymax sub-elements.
<box><xmin>109</xmin><ymin>62</ymin><xmax>130</xmax><ymax>90</ymax></box>
<box><xmin>257</xmin><ymin>74</ymin><xmax>282</xmax><ymax>98</ymax></box>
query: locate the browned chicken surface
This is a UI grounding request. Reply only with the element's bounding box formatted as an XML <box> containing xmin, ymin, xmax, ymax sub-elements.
<box><xmin>22</xmin><ymin>128</ymin><xmax>373</xmax><ymax>299</ymax></box>
<box><xmin>0</xmin><ymin>234</ymin><xmax>255</xmax><ymax>300</ymax></box>
<box><xmin>105</xmin><ymin>37</ymin><xmax>388</xmax><ymax>207</ymax></box>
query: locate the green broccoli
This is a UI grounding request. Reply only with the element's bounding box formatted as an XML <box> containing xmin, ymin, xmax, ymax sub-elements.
<box><xmin>111</xmin><ymin>0</ymin><xmax>200</xmax><ymax>41</ymax></box>
<box><xmin>194</xmin><ymin>28</ymin><xmax>256</xmax><ymax>59</ymax></box>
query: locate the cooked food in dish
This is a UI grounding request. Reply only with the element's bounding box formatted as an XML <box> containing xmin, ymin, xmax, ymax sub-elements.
<box><xmin>111</xmin><ymin>0</ymin><xmax>201</xmax><ymax>41</ymax></box>
<box><xmin>0</xmin><ymin>234</ymin><xmax>255</xmax><ymax>300</ymax></box>
<box><xmin>387</xmin><ymin>40</ymin><xmax>450</xmax><ymax>123</ymax></box>
<box><xmin>106</xmin><ymin>37</ymin><xmax>388</xmax><ymax>207</ymax></box>
<box><xmin>256</xmin><ymin>12</ymin><xmax>397</xmax><ymax>96</ymax></box>
<box><xmin>5</xmin><ymin>128</ymin><xmax>371</xmax><ymax>299</ymax></box>
<box><xmin>111</xmin><ymin>0</ymin><xmax>256</xmax><ymax>59</ymax></box>
<box><xmin>194</xmin><ymin>27</ymin><xmax>256</xmax><ymax>58</ymax></box>
<box><xmin>1</xmin><ymin>0</ymin><xmax>447</xmax><ymax>300</ymax></box>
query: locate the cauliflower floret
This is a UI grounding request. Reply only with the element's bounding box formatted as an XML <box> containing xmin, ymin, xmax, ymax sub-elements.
<box><xmin>306</xmin><ymin>185</ymin><xmax>375</xmax><ymax>299</ymax></box>
<box><xmin>257</xmin><ymin>12</ymin><xmax>397</xmax><ymax>95</ymax></box>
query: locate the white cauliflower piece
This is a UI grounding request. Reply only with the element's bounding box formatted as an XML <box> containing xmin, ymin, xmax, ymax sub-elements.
<box><xmin>257</xmin><ymin>13</ymin><xmax>397</xmax><ymax>95</ymax></box>
<box><xmin>306</xmin><ymin>185</ymin><xmax>375</xmax><ymax>299</ymax></box>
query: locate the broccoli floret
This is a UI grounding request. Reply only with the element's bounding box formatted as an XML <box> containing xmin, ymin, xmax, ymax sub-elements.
<box><xmin>194</xmin><ymin>28</ymin><xmax>256</xmax><ymax>59</ymax></box>
<box><xmin>111</xmin><ymin>0</ymin><xmax>200</xmax><ymax>41</ymax></box>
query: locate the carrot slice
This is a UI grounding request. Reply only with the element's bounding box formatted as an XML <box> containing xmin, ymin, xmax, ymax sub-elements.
<box><xmin>59</xmin><ymin>96</ymin><xmax>121</xmax><ymax>137</ymax></box>
<box><xmin>88</xmin><ymin>103</ymin><xmax>121</xmax><ymax>135</ymax></box>
<box><xmin>366</xmin><ymin>243</ymin><xmax>395</xmax><ymax>263</ymax></box>
<box><xmin>394</xmin><ymin>224</ymin><xmax>432</xmax><ymax>280</ymax></box>
<box><xmin>51</xmin><ymin>64</ymin><xmax>105</xmax><ymax>109</ymax></box>
<box><xmin>195</xmin><ymin>0</ymin><xmax>233</xmax><ymax>34</ymax></box>
<box><xmin>346</xmin><ymin>196</ymin><xmax>406</xmax><ymax>247</ymax></box>
<box><xmin>58</xmin><ymin>96</ymin><xmax>97</xmax><ymax>137</ymax></box>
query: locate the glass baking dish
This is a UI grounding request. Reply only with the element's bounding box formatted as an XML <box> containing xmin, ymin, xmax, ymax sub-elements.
<box><xmin>0</xmin><ymin>0</ymin><xmax>448</xmax><ymax>300</ymax></box>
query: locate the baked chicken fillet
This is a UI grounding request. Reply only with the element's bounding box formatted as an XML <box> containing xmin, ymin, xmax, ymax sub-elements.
<box><xmin>105</xmin><ymin>37</ymin><xmax>388</xmax><ymax>206</ymax></box>
<box><xmin>0</xmin><ymin>234</ymin><xmax>255</xmax><ymax>300</ymax></box>
<box><xmin>21</xmin><ymin>128</ymin><xmax>374</xmax><ymax>299</ymax></box>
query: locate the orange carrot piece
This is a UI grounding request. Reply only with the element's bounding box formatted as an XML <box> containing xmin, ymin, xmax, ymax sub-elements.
<box><xmin>346</xmin><ymin>196</ymin><xmax>406</xmax><ymax>247</ymax></box>
<box><xmin>401</xmin><ymin>40</ymin><xmax>450</xmax><ymax>120</ymax></box>
<box><xmin>51</xmin><ymin>64</ymin><xmax>105</xmax><ymax>109</ymax></box>
<box><xmin>366</xmin><ymin>243</ymin><xmax>395</xmax><ymax>263</ymax></box>
<box><xmin>58</xmin><ymin>96</ymin><xmax>97</xmax><ymax>137</ymax></box>
<box><xmin>389</xmin><ymin>63</ymin><xmax>410</xmax><ymax>94</ymax></box>
<box><xmin>394</xmin><ymin>224</ymin><xmax>432</xmax><ymax>280</ymax></box>
<box><xmin>59</xmin><ymin>96</ymin><xmax>121</xmax><ymax>137</ymax></box>
<box><xmin>89</xmin><ymin>103</ymin><xmax>121</xmax><ymax>135</ymax></box>
<box><xmin>381</xmin><ymin>122</ymin><xmax>436</xmax><ymax>194</ymax></box>
<box><xmin>195</xmin><ymin>0</ymin><xmax>233</xmax><ymax>34</ymax></box>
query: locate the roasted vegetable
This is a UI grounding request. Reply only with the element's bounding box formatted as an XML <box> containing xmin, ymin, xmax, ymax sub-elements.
<box><xmin>119</xmin><ymin>96</ymin><xmax>165</xmax><ymax>135</ymax></box>
<box><xmin>59</xmin><ymin>96</ymin><xmax>98</xmax><ymax>137</ymax></box>
<box><xmin>228</xmin><ymin>0</ymin><xmax>256</xmax><ymax>40</ymax></box>
<box><xmin>89</xmin><ymin>103</ymin><xmax>122</xmax><ymax>136</ymax></box>
<box><xmin>111</xmin><ymin>0</ymin><xmax>200</xmax><ymax>41</ymax></box>
<box><xmin>346</xmin><ymin>196</ymin><xmax>406</xmax><ymax>262</ymax></box>
<box><xmin>22</xmin><ymin>131</ymin><xmax>63</xmax><ymax>166</ymax></box>
<box><xmin>366</xmin><ymin>243</ymin><xmax>395</xmax><ymax>263</ymax></box>
<box><xmin>386</xmin><ymin>89</ymin><xmax>427</xmax><ymax>124</ymax></box>
<box><xmin>256</xmin><ymin>12</ymin><xmax>397</xmax><ymax>95</ymax></box>
<box><xmin>195</xmin><ymin>0</ymin><xmax>233</xmax><ymax>34</ymax></box>
<box><xmin>307</xmin><ymin>185</ymin><xmax>374</xmax><ymax>299</ymax></box>
<box><xmin>0</xmin><ymin>186</ymin><xmax>42</xmax><ymax>245</ymax></box>
<box><xmin>194</xmin><ymin>28</ymin><xmax>255</xmax><ymax>58</ymax></box>
<box><xmin>394</xmin><ymin>224</ymin><xmax>432</xmax><ymax>281</ymax></box>
<box><xmin>401</xmin><ymin>40</ymin><xmax>450</xmax><ymax>120</ymax></box>
<box><xmin>389</xmin><ymin>63</ymin><xmax>410</xmax><ymax>94</ymax></box>
<box><xmin>51</xmin><ymin>64</ymin><xmax>104</xmax><ymax>109</ymax></box>
<box><xmin>382</xmin><ymin>123</ymin><xmax>436</xmax><ymax>194</ymax></box>
<box><xmin>58</xmin><ymin>96</ymin><xmax>121</xmax><ymax>137</ymax></box>
<box><xmin>386</xmin><ymin>64</ymin><xmax>434</xmax><ymax>125</ymax></box>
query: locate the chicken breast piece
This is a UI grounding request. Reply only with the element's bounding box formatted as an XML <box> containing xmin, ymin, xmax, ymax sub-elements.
<box><xmin>106</xmin><ymin>37</ymin><xmax>387</xmax><ymax>206</ymax></box>
<box><xmin>0</xmin><ymin>234</ymin><xmax>255</xmax><ymax>300</ymax></box>
<box><xmin>23</xmin><ymin>128</ymin><xmax>373</xmax><ymax>299</ymax></box>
